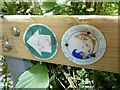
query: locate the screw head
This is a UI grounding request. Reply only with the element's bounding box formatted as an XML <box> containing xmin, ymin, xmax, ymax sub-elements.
<box><xmin>3</xmin><ymin>41</ymin><xmax>12</xmax><ymax>52</ymax></box>
<box><xmin>12</xmin><ymin>27</ymin><xmax>20</xmax><ymax>36</ymax></box>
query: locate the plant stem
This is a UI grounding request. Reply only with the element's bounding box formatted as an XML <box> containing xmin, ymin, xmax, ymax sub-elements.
<box><xmin>56</xmin><ymin>77</ymin><xmax>67</xmax><ymax>90</ymax></box>
<box><xmin>60</xmin><ymin>66</ymin><xmax>76</xmax><ymax>89</ymax></box>
<box><xmin>97</xmin><ymin>2</ymin><xmax>103</xmax><ymax>15</ymax></box>
<box><xmin>93</xmin><ymin>1</ymin><xmax>97</xmax><ymax>15</ymax></box>
<box><xmin>92</xmin><ymin>70</ymin><xmax>99</xmax><ymax>89</ymax></box>
<box><xmin>103</xmin><ymin>1</ymin><xmax>107</xmax><ymax>15</ymax></box>
<box><xmin>31</xmin><ymin>0</ymin><xmax>38</xmax><ymax>15</ymax></box>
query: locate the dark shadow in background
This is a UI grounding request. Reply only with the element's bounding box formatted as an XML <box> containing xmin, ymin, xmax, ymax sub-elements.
<box><xmin>118</xmin><ymin>1</ymin><xmax>120</xmax><ymax>73</ymax></box>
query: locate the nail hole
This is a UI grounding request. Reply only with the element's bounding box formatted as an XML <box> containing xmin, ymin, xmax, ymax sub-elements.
<box><xmin>65</xmin><ymin>43</ymin><xmax>68</xmax><ymax>47</ymax></box>
<box><xmin>91</xmin><ymin>54</ymin><xmax>96</xmax><ymax>58</ymax></box>
<box><xmin>87</xmin><ymin>32</ymin><xmax>90</xmax><ymax>35</ymax></box>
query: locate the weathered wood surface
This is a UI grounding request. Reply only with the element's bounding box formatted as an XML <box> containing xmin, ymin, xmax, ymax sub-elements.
<box><xmin>0</xmin><ymin>15</ymin><xmax>119</xmax><ymax>73</ymax></box>
<box><xmin>0</xmin><ymin>18</ymin><xmax>2</xmax><ymax>55</ymax></box>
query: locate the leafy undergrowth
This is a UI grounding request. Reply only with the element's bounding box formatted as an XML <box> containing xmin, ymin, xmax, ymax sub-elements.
<box><xmin>0</xmin><ymin>56</ymin><xmax>13</xmax><ymax>89</ymax></box>
<box><xmin>0</xmin><ymin>1</ymin><xmax>120</xmax><ymax>90</ymax></box>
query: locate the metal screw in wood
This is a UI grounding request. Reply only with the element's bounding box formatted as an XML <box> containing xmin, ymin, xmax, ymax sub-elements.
<box><xmin>2</xmin><ymin>36</ymin><xmax>12</xmax><ymax>52</ymax></box>
<box><xmin>12</xmin><ymin>27</ymin><xmax>20</xmax><ymax>36</ymax></box>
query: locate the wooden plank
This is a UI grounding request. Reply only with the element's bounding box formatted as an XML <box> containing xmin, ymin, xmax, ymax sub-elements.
<box><xmin>1</xmin><ymin>15</ymin><xmax>119</xmax><ymax>73</ymax></box>
<box><xmin>0</xmin><ymin>18</ymin><xmax>2</xmax><ymax>55</ymax></box>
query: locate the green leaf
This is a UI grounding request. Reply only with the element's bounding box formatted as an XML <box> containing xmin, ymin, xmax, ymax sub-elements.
<box><xmin>40</xmin><ymin>2</ymin><xmax>57</xmax><ymax>10</ymax></box>
<box><xmin>56</xmin><ymin>0</ymin><xmax>69</xmax><ymax>5</ymax></box>
<box><xmin>15</xmin><ymin>64</ymin><xmax>49</xmax><ymax>88</ymax></box>
<box><xmin>43</xmin><ymin>0</ymin><xmax>57</xmax><ymax>2</ymax></box>
<box><xmin>86</xmin><ymin>8</ymin><xmax>94</xmax><ymax>12</ymax></box>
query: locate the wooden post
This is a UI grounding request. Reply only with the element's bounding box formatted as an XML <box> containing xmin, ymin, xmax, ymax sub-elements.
<box><xmin>0</xmin><ymin>15</ymin><xmax>119</xmax><ymax>73</ymax></box>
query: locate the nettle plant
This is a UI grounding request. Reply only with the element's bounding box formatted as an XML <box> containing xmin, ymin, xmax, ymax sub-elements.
<box><xmin>15</xmin><ymin>63</ymin><xmax>49</xmax><ymax>88</ymax></box>
<box><xmin>0</xmin><ymin>0</ymin><xmax>120</xmax><ymax>89</ymax></box>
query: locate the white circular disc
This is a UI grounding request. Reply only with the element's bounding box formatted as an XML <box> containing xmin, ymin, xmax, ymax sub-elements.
<box><xmin>61</xmin><ymin>24</ymin><xmax>106</xmax><ymax>65</ymax></box>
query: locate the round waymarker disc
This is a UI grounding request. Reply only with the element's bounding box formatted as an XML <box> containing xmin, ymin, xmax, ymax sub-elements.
<box><xmin>61</xmin><ymin>24</ymin><xmax>106</xmax><ymax>65</ymax></box>
<box><xmin>23</xmin><ymin>24</ymin><xmax>58</xmax><ymax>60</ymax></box>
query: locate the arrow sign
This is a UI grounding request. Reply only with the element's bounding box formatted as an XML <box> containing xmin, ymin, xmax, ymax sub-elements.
<box><xmin>23</xmin><ymin>24</ymin><xmax>58</xmax><ymax>60</ymax></box>
<box><xmin>27</xmin><ymin>30</ymin><xmax>51</xmax><ymax>56</ymax></box>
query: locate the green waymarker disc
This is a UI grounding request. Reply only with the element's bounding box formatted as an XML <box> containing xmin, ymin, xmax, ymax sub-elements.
<box><xmin>23</xmin><ymin>24</ymin><xmax>58</xmax><ymax>60</ymax></box>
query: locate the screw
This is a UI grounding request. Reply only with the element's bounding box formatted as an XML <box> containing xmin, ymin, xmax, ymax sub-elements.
<box><xmin>12</xmin><ymin>27</ymin><xmax>20</xmax><ymax>36</ymax></box>
<box><xmin>3</xmin><ymin>41</ymin><xmax>12</xmax><ymax>52</ymax></box>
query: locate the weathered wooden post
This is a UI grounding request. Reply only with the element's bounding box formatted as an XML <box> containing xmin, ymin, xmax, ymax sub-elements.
<box><xmin>0</xmin><ymin>15</ymin><xmax>119</xmax><ymax>73</ymax></box>
<box><xmin>0</xmin><ymin>16</ymin><xmax>32</xmax><ymax>86</ymax></box>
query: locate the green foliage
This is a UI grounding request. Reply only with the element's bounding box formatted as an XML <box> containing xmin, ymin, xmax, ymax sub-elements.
<box><xmin>15</xmin><ymin>64</ymin><xmax>49</xmax><ymax>88</ymax></box>
<box><xmin>0</xmin><ymin>0</ymin><xmax>120</xmax><ymax>89</ymax></box>
<box><xmin>40</xmin><ymin>2</ymin><xmax>57</xmax><ymax>10</ymax></box>
<box><xmin>0</xmin><ymin>56</ymin><xmax>13</xmax><ymax>89</ymax></box>
<box><xmin>1</xmin><ymin>1</ymin><xmax>118</xmax><ymax>15</ymax></box>
<box><xmin>106</xmin><ymin>2</ymin><xmax>118</xmax><ymax>15</ymax></box>
<box><xmin>92</xmin><ymin>71</ymin><xmax>120</xmax><ymax>90</ymax></box>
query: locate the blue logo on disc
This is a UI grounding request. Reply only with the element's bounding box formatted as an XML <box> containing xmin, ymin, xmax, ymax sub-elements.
<box><xmin>61</xmin><ymin>24</ymin><xmax>106</xmax><ymax>65</ymax></box>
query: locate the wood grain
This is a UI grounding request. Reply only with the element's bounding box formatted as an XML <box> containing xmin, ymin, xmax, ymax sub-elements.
<box><xmin>1</xmin><ymin>15</ymin><xmax>119</xmax><ymax>73</ymax></box>
<box><xmin>0</xmin><ymin>18</ymin><xmax>2</xmax><ymax>55</ymax></box>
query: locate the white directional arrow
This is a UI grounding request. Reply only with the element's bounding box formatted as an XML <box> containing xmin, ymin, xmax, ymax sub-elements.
<box><xmin>27</xmin><ymin>30</ymin><xmax>51</xmax><ymax>56</ymax></box>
